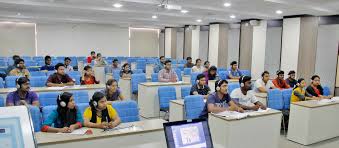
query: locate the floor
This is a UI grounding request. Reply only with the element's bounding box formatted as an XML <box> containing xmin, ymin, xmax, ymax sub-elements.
<box><xmin>279</xmin><ymin>135</ymin><xmax>339</xmax><ymax>148</ymax></box>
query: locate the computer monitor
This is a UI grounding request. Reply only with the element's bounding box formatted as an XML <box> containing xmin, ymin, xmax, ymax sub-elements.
<box><xmin>163</xmin><ymin>119</ymin><xmax>213</xmax><ymax>148</ymax></box>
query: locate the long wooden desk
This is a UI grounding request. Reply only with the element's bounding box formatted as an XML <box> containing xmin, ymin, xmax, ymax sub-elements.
<box><xmin>287</xmin><ymin>100</ymin><xmax>339</xmax><ymax>145</ymax></box>
<box><xmin>35</xmin><ymin>119</ymin><xmax>166</xmax><ymax>148</ymax></box>
<box><xmin>209</xmin><ymin>109</ymin><xmax>281</xmax><ymax>148</ymax></box>
<box><xmin>138</xmin><ymin>82</ymin><xmax>191</xmax><ymax>118</ymax></box>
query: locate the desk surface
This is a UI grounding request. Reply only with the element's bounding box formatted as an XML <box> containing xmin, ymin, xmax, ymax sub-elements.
<box><xmin>210</xmin><ymin>109</ymin><xmax>281</xmax><ymax>121</ymax></box>
<box><xmin>292</xmin><ymin>100</ymin><xmax>339</xmax><ymax>108</ymax></box>
<box><xmin>36</xmin><ymin>119</ymin><xmax>166</xmax><ymax>145</ymax></box>
<box><xmin>0</xmin><ymin>84</ymin><xmax>105</xmax><ymax>94</ymax></box>
<box><xmin>139</xmin><ymin>81</ymin><xmax>190</xmax><ymax>86</ymax></box>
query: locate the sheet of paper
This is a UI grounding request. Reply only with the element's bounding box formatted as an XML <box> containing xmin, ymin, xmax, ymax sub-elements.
<box><xmin>213</xmin><ymin>111</ymin><xmax>248</xmax><ymax>119</ymax></box>
<box><xmin>331</xmin><ymin>97</ymin><xmax>339</xmax><ymax>102</ymax></box>
<box><xmin>317</xmin><ymin>99</ymin><xmax>335</xmax><ymax>104</ymax></box>
<box><xmin>56</xmin><ymin>128</ymin><xmax>88</xmax><ymax>135</ymax></box>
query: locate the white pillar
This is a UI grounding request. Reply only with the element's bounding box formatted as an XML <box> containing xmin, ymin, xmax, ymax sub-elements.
<box><xmin>165</xmin><ymin>28</ymin><xmax>177</xmax><ymax>58</ymax></box>
<box><xmin>251</xmin><ymin>20</ymin><xmax>267</xmax><ymax>79</ymax></box>
<box><xmin>191</xmin><ymin>26</ymin><xmax>200</xmax><ymax>61</ymax></box>
<box><xmin>208</xmin><ymin>24</ymin><xmax>229</xmax><ymax>68</ymax></box>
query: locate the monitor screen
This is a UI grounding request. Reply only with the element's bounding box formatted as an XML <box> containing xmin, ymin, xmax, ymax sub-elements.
<box><xmin>163</xmin><ymin>119</ymin><xmax>213</xmax><ymax>148</ymax></box>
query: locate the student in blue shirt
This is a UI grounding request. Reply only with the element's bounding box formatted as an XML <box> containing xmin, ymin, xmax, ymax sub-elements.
<box><xmin>154</xmin><ymin>56</ymin><xmax>165</xmax><ymax>73</ymax></box>
<box><xmin>228</xmin><ymin>61</ymin><xmax>242</xmax><ymax>79</ymax></box>
<box><xmin>41</xmin><ymin>92</ymin><xmax>83</xmax><ymax>133</ymax></box>
<box><xmin>40</xmin><ymin>56</ymin><xmax>55</xmax><ymax>71</ymax></box>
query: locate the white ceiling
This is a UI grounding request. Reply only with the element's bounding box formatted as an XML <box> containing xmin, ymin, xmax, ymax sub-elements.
<box><xmin>0</xmin><ymin>0</ymin><xmax>337</xmax><ymax>28</ymax></box>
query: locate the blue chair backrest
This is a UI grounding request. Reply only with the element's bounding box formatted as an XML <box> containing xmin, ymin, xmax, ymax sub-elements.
<box><xmin>39</xmin><ymin>92</ymin><xmax>60</xmax><ymax>106</ymax></box>
<box><xmin>112</xmin><ymin>100</ymin><xmax>140</xmax><ymax>123</ymax></box>
<box><xmin>131</xmin><ymin>73</ymin><xmax>147</xmax><ymax>94</ymax></box>
<box><xmin>323</xmin><ymin>86</ymin><xmax>330</xmax><ymax>96</ymax></box>
<box><xmin>77</xmin><ymin>103</ymin><xmax>89</xmax><ymax>115</ymax></box>
<box><xmin>190</xmin><ymin>72</ymin><xmax>202</xmax><ymax>85</ymax></box>
<box><xmin>136</xmin><ymin>60</ymin><xmax>146</xmax><ymax>72</ymax></box>
<box><xmin>151</xmin><ymin>73</ymin><xmax>158</xmax><ymax>82</ymax></box>
<box><xmin>67</xmin><ymin>71</ymin><xmax>81</xmax><ymax>76</ymax></box>
<box><xmin>282</xmin><ymin>88</ymin><xmax>292</xmax><ymax>110</ymax></box>
<box><xmin>158</xmin><ymin>86</ymin><xmax>177</xmax><ymax>109</ymax></box>
<box><xmin>25</xmin><ymin>61</ymin><xmax>37</xmax><ymax>67</ymax></box>
<box><xmin>38</xmin><ymin>61</ymin><xmax>46</xmax><ymax>66</ymax></box>
<box><xmin>184</xmin><ymin>95</ymin><xmax>205</xmax><ymax>120</ymax></box>
<box><xmin>47</xmin><ymin>71</ymin><xmax>55</xmax><ymax>76</ymax></box>
<box><xmin>177</xmin><ymin>64</ymin><xmax>184</xmax><ymax>71</ymax></box>
<box><xmin>112</xmin><ymin>70</ymin><xmax>121</xmax><ymax>82</ymax></box>
<box><xmin>240</xmin><ymin>70</ymin><xmax>251</xmax><ymax>77</ymax></box>
<box><xmin>42</xmin><ymin>105</ymin><xmax>56</xmax><ymax>122</ymax></box>
<box><xmin>30</xmin><ymin>76</ymin><xmax>48</xmax><ymax>87</ymax></box>
<box><xmin>267</xmin><ymin>89</ymin><xmax>283</xmax><ymax>110</ymax></box>
<box><xmin>174</xmin><ymin>68</ymin><xmax>182</xmax><ymax>81</ymax></box>
<box><xmin>0</xmin><ymin>95</ymin><xmax>4</xmax><ymax>107</ymax></box>
<box><xmin>5</xmin><ymin>76</ymin><xmax>20</xmax><ymax>88</ymax></box>
<box><xmin>0</xmin><ymin>60</ymin><xmax>7</xmax><ymax>67</ymax></box>
<box><xmin>68</xmin><ymin>74</ymin><xmax>81</xmax><ymax>85</ymax></box>
<box><xmin>0</xmin><ymin>78</ymin><xmax>4</xmax><ymax>88</ymax></box>
<box><xmin>29</xmin><ymin>106</ymin><xmax>42</xmax><ymax>132</ymax></box>
<box><xmin>31</xmin><ymin>71</ymin><xmax>47</xmax><ymax>77</ymax></box>
<box><xmin>184</xmin><ymin>68</ymin><xmax>192</xmax><ymax>75</ymax></box>
<box><xmin>217</xmin><ymin>68</ymin><xmax>227</xmax><ymax>73</ymax></box>
<box><xmin>33</xmin><ymin>56</ymin><xmax>44</xmax><ymax>61</ymax></box>
<box><xmin>228</xmin><ymin>83</ymin><xmax>240</xmax><ymax>94</ymax></box>
<box><xmin>72</xmin><ymin>90</ymin><xmax>89</xmax><ymax>104</ymax></box>
<box><xmin>218</xmin><ymin>71</ymin><xmax>229</xmax><ymax>80</ymax></box>
<box><xmin>132</xmin><ymin>69</ymin><xmax>143</xmax><ymax>74</ymax></box>
<box><xmin>178</xmin><ymin>60</ymin><xmax>186</xmax><ymax>64</ymax></box>
<box><xmin>27</xmin><ymin>67</ymin><xmax>40</xmax><ymax>72</ymax></box>
<box><xmin>181</xmin><ymin>86</ymin><xmax>191</xmax><ymax>99</ymax></box>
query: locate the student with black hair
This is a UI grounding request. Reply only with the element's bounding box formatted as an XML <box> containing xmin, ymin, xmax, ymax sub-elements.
<box><xmin>192</xmin><ymin>59</ymin><xmax>204</xmax><ymax>73</ymax></box>
<box><xmin>272</xmin><ymin>70</ymin><xmax>290</xmax><ymax>89</ymax></box>
<box><xmin>40</xmin><ymin>56</ymin><xmax>55</xmax><ymax>71</ymax></box>
<box><xmin>94</xmin><ymin>53</ymin><xmax>107</xmax><ymax>66</ymax></box>
<box><xmin>101</xmin><ymin>79</ymin><xmax>125</xmax><ymax>104</ymax></box>
<box><xmin>286</xmin><ymin>70</ymin><xmax>297</xmax><ymax>88</ymax></box>
<box><xmin>64</xmin><ymin>57</ymin><xmax>74</xmax><ymax>72</ymax></box>
<box><xmin>203</xmin><ymin>61</ymin><xmax>210</xmax><ymax>72</ymax></box>
<box><xmin>120</xmin><ymin>63</ymin><xmax>133</xmax><ymax>78</ymax></box>
<box><xmin>231</xmin><ymin>76</ymin><xmax>266</xmax><ymax>111</ymax></box>
<box><xmin>111</xmin><ymin>59</ymin><xmax>120</xmax><ymax>71</ymax></box>
<box><xmin>158</xmin><ymin>60</ymin><xmax>178</xmax><ymax>82</ymax></box>
<box><xmin>154</xmin><ymin>56</ymin><xmax>165</xmax><ymax>73</ymax></box>
<box><xmin>6</xmin><ymin>55</ymin><xmax>21</xmax><ymax>75</ymax></box>
<box><xmin>184</xmin><ymin>57</ymin><xmax>194</xmax><ymax>68</ymax></box>
<box><xmin>306</xmin><ymin>75</ymin><xmax>332</xmax><ymax>99</ymax></box>
<box><xmin>228</xmin><ymin>61</ymin><xmax>242</xmax><ymax>79</ymax></box>
<box><xmin>41</xmin><ymin>92</ymin><xmax>83</xmax><ymax>133</ymax></box>
<box><xmin>200</xmin><ymin>80</ymin><xmax>243</xmax><ymax>118</ymax></box>
<box><xmin>6</xmin><ymin>77</ymin><xmax>39</xmax><ymax>107</ymax></box>
<box><xmin>190</xmin><ymin>74</ymin><xmax>211</xmax><ymax>99</ymax></box>
<box><xmin>81</xmin><ymin>65</ymin><xmax>100</xmax><ymax>85</ymax></box>
<box><xmin>9</xmin><ymin>58</ymin><xmax>30</xmax><ymax>78</ymax></box>
<box><xmin>46</xmin><ymin>63</ymin><xmax>75</xmax><ymax>87</ymax></box>
<box><xmin>203</xmin><ymin>66</ymin><xmax>217</xmax><ymax>84</ymax></box>
<box><xmin>87</xmin><ymin>51</ymin><xmax>96</xmax><ymax>64</ymax></box>
<box><xmin>83</xmin><ymin>92</ymin><xmax>121</xmax><ymax>129</ymax></box>
<box><xmin>291</xmin><ymin>78</ymin><xmax>316</xmax><ymax>102</ymax></box>
<box><xmin>254</xmin><ymin>71</ymin><xmax>275</xmax><ymax>93</ymax></box>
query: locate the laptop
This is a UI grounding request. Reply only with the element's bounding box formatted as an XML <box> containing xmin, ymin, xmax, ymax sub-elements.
<box><xmin>163</xmin><ymin>119</ymin><xmax>213</xmax><ymax>148</ymax></box>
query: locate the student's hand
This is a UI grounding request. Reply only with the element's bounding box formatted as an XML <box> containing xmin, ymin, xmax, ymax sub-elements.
<box><xmin>252</xmin><ymin>105</ymin><xmax>260</xmax><ymax>111</ymax></box>
<box><xmin>19</xmin><ymin>100</ymin><xmax>28</xmax><ymax>106</ymax></box>
<box><xmin>69</xmin><ymin>125</ymin><xmax>76</xmax><ymax>132</ymax></box>
<box><xmin>260</xmin><ymin>105</ymin><xmax>267</xmax><ymax>110</ymax></box>
<box><xmin>59</xmin><ymin>127</ymin><xmax>71</xmax><ymax>133</ymax></box>
<box><xmin>228</xmin><ymin>105</ymin><xmax>237</xmax><ymax>111</ymax></box>
<box><xmin>100</xmin><ymin>122</ymin><xmax>109</xmax><ymax>129</ymax></box>
<box><xmin>237</xmin><ymin>107</ymin><xmax>244</xmax><ymax>113</ymax></box>
<box><xmin>108</xmin><ymin>122</ymin><xmax>115</xmax><ymax>128</ymax></box>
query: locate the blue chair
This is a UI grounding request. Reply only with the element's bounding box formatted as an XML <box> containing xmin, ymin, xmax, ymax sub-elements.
<box><xmin>136</xmin><ymin>60</ymin><xmax>146</xmax><ymax>72</ymax></box>
<box><xmin>31</xmin><ymin>71</ymin><xmax>47</xmax><ymax>77</ymax></box>
<box><xmin>132</xmin><ymin>69</ymin><xmax>143</xmax><ymax>74</ymax></box>
<box><xmin>38</xmin><ymin>61</ymin><xmax>46</xmax><ymax>66</ymax></box>
<box><xmin>184</xmin><ymin>95</ymin><xmax>205</xmax><ymax>120</ymax></box>
<box><xmin>177</xmin><ymin>64</ymin><xmax>184</xmax><ymax>71</ymax></box>
<box><xmin>323</xmin><ymin>86</ymin><xmax>330</xmax><ymax>96</ymax></box>
<box><xmin>158</xmin><ymin>86</ymin><xmax>177</xmax><ymax>116</ymax></box>
<box><xmin>228</xmin><ymin>83</ymin><xmax>240</xmax><ymax>94</ymax></box>
<box><xmin>174</xmin><ymin>68</ymin><xmax>182</xmax><ymax>81</ymax></box>
<box><xmin>112</xmin><ymin>100</ymin><xmax>140</xmax><ymax>123</ymax></box>
<box><xmin>68</xmin><ymin>74</ymin><xmax>81</xmax><ymax>85</ymax></box>
<box><xmin>5</xmin><ymin>76</ymin><xmax>20</xmax><ymax>88</ymax></box>
<box><xmin>72</xmin><ymin>90</ymin><xmax>89</xmax><ymax>104</ymax></box>
<box><xmin>77</xmin><ymin>103</ymin><xmax>89</xmax><ymax>115</ymax></box>
<box><xmin>131</xmin><ymin>73</ymin><xmax>147</xmax><ymax>94</ymax></box>
<box><xmin>267</xmin><ymin>89</ymin><xmax>283</xmax><ymax>110</ymax></box>
<box><xmin>0</xmin><ymin>78</ymin><xmax>4</xmax><ymax>88</ymax></box>
<box><xmin>67</xmin><ymin>71</ymin><xmax>81</xmax><ymax>76</ymax></box>
<box><xmin>151</xmin><ymin>73</ymin><xmax>158</xmax><ymax>82</ymax></box>
<box><xmin>190</xmin><ymin>72</ymin><xmax>202</xmax><ymax>85</ymax></box>
<box><xmin>240</xmin><ymin>70</ymin><xmax>251</xmax><ymax>77</ymax></box>
<box><xmin>39</xmin><ymin>92</ymin><xmax>60</xmax><ymax>107</ymax></box>
<box><xmin>178</xmin><ymin>60</ymin><xmax>186</xmax><ymax>64</ymax></box>
<box><xmin>0</xmin><ymin>95</ymin><xmax>4</xmax><ymax>107</ymax></box>
<box><xmin>29</xmin><ymin>106</ymin><xmax>42</xmax><ymax>132</ymax></box>
<box><xmin>183</xmin><ymin>68</ymin><xmax>192</xmax><ymax>75</ymax></box>
<box><xmin>33</xmin><ymin>56</ymin><xmax>44</xmax><ymax>61</ymax></box>
<box><xmin>25</xmin><ymin>61</ymin><xmax>37</xmax><ymax>67</ymax></box>
<box><xmin>218</xmin><ymin>71</ymin><xmax>229</xmax><ymax>80</ymax></box>
<box><xmin>0</xmin><ymin>60</ymin><xmax>7</xmax><ymax>67</ymax></box>
<box><xmin>47</xmin><ymin>71</ymin><xmax>55</xmax><ymax>77</ymax></box>
<box><xmin>112</xmin><ymin>70</ymin><xmax>121</xmax><ymax>82</ymax></box>
<box><xmin>181</xmin><ymin>86</ymin><xmax>191</xmax><ymax>99</ymax></box>
<box><xmin>27</xmin><ymin>67</ymin><xmax>40</xmax><ymax>72</ymax></box>
<box><xmin>282</xmin><ymin>88</ymin><xmax>292</xmax><ymax>110</ymax></box>
<box><xmin>30</xmin><ymin>76</ymin><xmax>48</xmax><ymax>87</ymax></box>
<box><xmin>42</xmin><ymin>105</ymin><xmax>56</xmax><ymax>122</ymax></box>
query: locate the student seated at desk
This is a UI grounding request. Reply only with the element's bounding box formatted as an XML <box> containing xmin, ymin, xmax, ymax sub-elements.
<box><xmin>200</xmin><ymin>80</ymin><xmax>244</xmax><ymax>118</ymax></box>
<box><xmin>101</xmin><ymin>79</ymin><xmax>125</xmax><ymax>104</ymax></box>
<box><xmin>272</xmin><ymin>70</ymin><xmax>290</xmax><ymax>89</ymax></box>
<box><xmin>81</xmin><ymin>65</ymin><xmax>100</xmax><ymax>85</ymax></box>
<box><xmin>203</xmin><ymin>66</ymin><xmax>217</xmax><ymax>84</ymax></box>
<box><xmin>231</xmin><ymin>76</ymin><xmax>266</xmax><ymax>111</ymax></box>
<box><xmin>120</xmin><ymin>63</ymin><xmax>133</xmax><ymax>79</ymax></box>
<box><xmin>286</xmin><ymin>70</ymin><xmax>297</xmax><ymax>88</ymax></box>
<box><xmin>291</xmin><ymin>78</ymin><xmax>317</xmax><ymax>102</ymax></box>
<box><xmin>40</xmin><ymin>56</ymin><xmax>55</xmax><ymax>71</ymax></box>
<box><xmin>191</xmin><ymin>59</ymin><xmax>204</xmax><ymax>73</ymax></box>
<box><xmin>9</xmin><ymin>58</ymin><xmax>30</xmax><ymax>78</ymax></box>
<box><xmin>84</xmin><ymin>92</ymin><xmax>121</xmax><ymax>129</ymax></box>
<box><xmin>254</xmin><ymin>71</ymin><xmax>276</xmax><ymax>93</ymax></box>
<box><xmin>41</xmin><ymin>92</ymin><xmax>83</xmax><ymax>133</ymax></box>
<box><xmin>111</xmin><ymin>59</ymin><xmax>120</xmax><ymax>71</ymax></box>
<box><xmin>46</xmin><ymin>63</ymin><xmax>75</xmax><ymax>87</ymax></box>
<box><xmin>190</xmin><ymin>74</ymin><xmax>211</xmax><ymax>99</ymax></box>
<box><xmin>64</xmin><ymin>57</ymin><xmax>74</xmax><ymax>73</ymax></box>
<box><xmin>184</xmin><ymin>57</ymin><xmax>194</xmax><ymax>68</ymax></box>
<box><xmin>6</xmin><ymin>77</ymin><xmax>39</xmax><ymax>107</ymax></box>
<box><xmin>94</xmin><ymin>53</ymin><xmax>107</xmax><ymax>66</ymax></box>
<box><xmin>154</xmin><ymin>56</ymin><xmax>165</xmax><ymax>73</ymax></box>
<box><xmin>87</xmin><ymin>51</ymin><xmax>96</xmax><ymax>64</ymax></box>
<box><xmin>227</xmin><ymin>61</ymin><xmax>242</xmax><ymax>79</ymax></box>
<box><xmin>203</xmin><ymin>61</ymin><xmax>210</xmax><ymax>72</ymax></box>
<box><xmin>306</xmin><ymin>75</ymin><xmax>332</xmax><ymax>99</ymax></box>
<box><xmin>158</xmin><ymin>60</ymin><xmax>178</xmax><ymax>82</ymax></box>
<box><xmin>6</xmin><ymin>55</ymin><xmax>20</xmax><ymax>75</ymax></box>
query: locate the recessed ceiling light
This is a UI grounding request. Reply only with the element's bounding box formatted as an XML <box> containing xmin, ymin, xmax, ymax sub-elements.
<box><xmin>113</xmin><ymin>3</ymin><xmax>123</xmax><ymax>8</ymax></box>
<box><xmin>196</xmin><ymin>19</ymin><xmax>202</xmax><ymax>22</ymax></box>
<box><xmin>224</xmin><ymin>2</ymin><xmax>231</xmax><ymax>7</ymax></box>
<box><xmin>152</xmin><ymin>15</ymin><xmax>158</xmax><ymax>19</ymax></box>
<box><xmin>276</xmin><ymin>10</ymin><xmax>283</xmax><ymax>14</ymax></box>
<box><xmin>181</xmin><ymin>10</ymin><xmax>189</xmax><ymax>13</ymax></box>
<box><xmin>230</xmin><ymin>15</ymin><xmax>236</xmax><ymax>19</ymax></box>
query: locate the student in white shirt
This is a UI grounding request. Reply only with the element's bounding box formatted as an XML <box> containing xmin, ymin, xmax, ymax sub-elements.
<box><xmin>64</xmin><ymin>57</ymin><xmax>74</xmax><ymax>73</ymax></box>
<box><xmin>254</xmin><ymin>71</ymin><xmax>276</xmax><ymax>93</ymax></box>
<box><xmin>191</xmin><ymin>58</ymin><xmax>204</xmax><ymax>73</ymax></box>
<box><xmin>231</xmin><ymin>76</ymin><xmax>266</xmax><ymax>111</ymax></box>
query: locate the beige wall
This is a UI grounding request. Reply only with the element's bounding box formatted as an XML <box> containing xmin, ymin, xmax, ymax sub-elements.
<box><xmin>130</xmin><ymin>28</ymin><xmax>159</xmax><ymax>57</ymax></box>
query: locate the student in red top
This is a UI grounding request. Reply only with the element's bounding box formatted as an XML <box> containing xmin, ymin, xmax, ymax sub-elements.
<box><xmin>272</xmin><ymin>70</ymin><xmax>290</xmax><ymax>89</ymax></box>
<box><xmin>87</xmin><ymin>51</ymin><xmax>96</xmax><ymax>64</ymax></box>
<box><xmin>306</xmin><ymin>75</ymin><xmax>332</xmax><ymax>99</ymax></box>
<box><xmin>81</xmin><ymin>65</ymin><xmax>100</xmax><ymax>85</ymax></box>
